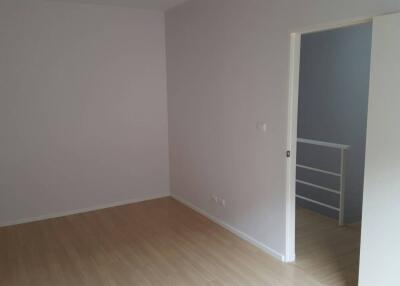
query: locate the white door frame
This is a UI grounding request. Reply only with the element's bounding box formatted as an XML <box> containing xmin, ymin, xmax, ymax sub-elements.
<box><xmin>285</xmin><ymin>17</ymin><xmax>372</xmax><ymax>262</ymax></box>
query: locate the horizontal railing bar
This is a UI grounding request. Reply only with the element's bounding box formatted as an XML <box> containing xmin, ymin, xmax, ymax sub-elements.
<box><xmin>297</xmin><ymin>138</ymin><xmax>350</xmax><ymax>150</ymax></box>
<box><xmin>296</xmin><ymin>164</ymin><xmax>341</xmax><ymax>177</ymax></box>
<box><xmin>296</xmin><ymin>180</ymin><xmax>341</xmax><ymax>195</ymax></box>
<box><xmin>296</xmin><ymin>195</ymin><xmax>340</xmax><ymax>211</ymax></box>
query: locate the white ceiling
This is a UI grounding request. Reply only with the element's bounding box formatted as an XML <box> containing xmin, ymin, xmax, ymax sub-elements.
<box><xmin>46</xmin><ymin>0</ymin><xmax>190</xmax><ymax>11</ymax></box>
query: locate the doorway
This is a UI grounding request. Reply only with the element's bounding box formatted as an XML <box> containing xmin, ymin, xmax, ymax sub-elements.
<box><xmin>286</xmin><ymin>21</ymin><xmax>373</xmax><ymax>286</ymax></box>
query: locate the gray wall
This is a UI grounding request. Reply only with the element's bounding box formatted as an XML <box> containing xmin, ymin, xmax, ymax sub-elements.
<box><xmin>0</xmin><ymin>0</ymin><xmax>170</xmax><ymax>225</ymax></box>
<box><xmin>296</xmin><ymin>23</ymin><xmax>372</xmax><ymax>223</ymax></box>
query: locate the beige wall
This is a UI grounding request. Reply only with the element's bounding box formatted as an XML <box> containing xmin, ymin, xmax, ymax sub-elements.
<box><xmin>0</xmin><ymin>0</ymin><xmax>169</xmax><ymax>225</ymax></box>
<box><xmin>166</xmin><ymin>0</ymin><xmax>400</xmax><ymax>262</ymax></box>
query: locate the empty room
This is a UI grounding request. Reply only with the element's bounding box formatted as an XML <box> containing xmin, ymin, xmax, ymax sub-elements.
<box><xmin>1</xmin><ymin>1</ymin><xmax>399</xmax><ymax>286</ymax></box>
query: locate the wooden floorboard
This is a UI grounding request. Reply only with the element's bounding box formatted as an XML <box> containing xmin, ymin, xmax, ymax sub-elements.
<box><xmin>0</xmin><ymin>197</ymin><xmax>325</xmax><ymax>286</ymax></box>
<box><xmin>295</xmin><ymin>207</ymin><xmax>361</xmax><ymax>286</ymax></box>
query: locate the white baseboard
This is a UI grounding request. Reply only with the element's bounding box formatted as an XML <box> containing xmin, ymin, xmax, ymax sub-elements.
<box><xmin>172</xmin><ymin>194</ymin><xmax>285</xmax><ymax>262</ymax></box>
<box><xmin>2</xmin><ymin>193</ymin><xmax>286</xmax><ymax>262</ymax></box>
<box><xmin>0</xmin><ymin>193</ymin><xmax>169</xmax><ymax>227</ymax></box>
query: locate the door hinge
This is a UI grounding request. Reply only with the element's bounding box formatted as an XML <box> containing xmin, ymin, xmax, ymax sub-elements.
<box><xmin>286</xmin><ymin>151</ymin><xmax>291</xmax><ymax>158</ymax></box>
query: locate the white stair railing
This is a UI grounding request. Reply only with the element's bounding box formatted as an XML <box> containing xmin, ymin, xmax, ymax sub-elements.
<box><xmin>296</xmin><ymin>138</ymin><xmax>350</xmax><ymax>225</ymax></box>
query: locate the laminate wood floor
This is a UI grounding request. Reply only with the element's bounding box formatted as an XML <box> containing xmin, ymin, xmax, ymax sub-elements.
<box><xmin>0</xmin><ymin>197</ymin><xmax>324</xmax><ymax>286</ymax></box>
<box><xmin>295</xmin><ymin>208</ymin><xmax>361</xmax><ymax>286</ymax></box>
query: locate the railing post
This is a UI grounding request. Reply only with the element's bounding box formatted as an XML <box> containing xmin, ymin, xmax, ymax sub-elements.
<box><xmin>339</xmin><ymin>148</ymin><xmax>347</xmax><ymax>226</ymax></box>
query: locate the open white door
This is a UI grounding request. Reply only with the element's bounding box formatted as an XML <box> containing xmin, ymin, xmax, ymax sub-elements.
<box><xmin>359</xmin><ymin>13</ymin><xmax>400</xmax><ymax>286</ymax></box>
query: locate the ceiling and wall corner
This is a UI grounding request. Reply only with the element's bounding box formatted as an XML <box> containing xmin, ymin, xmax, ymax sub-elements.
<box><xmin>44</xmin><ymin>0</ymin><xmax>189</xmax><ymax>10</ymax></box>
